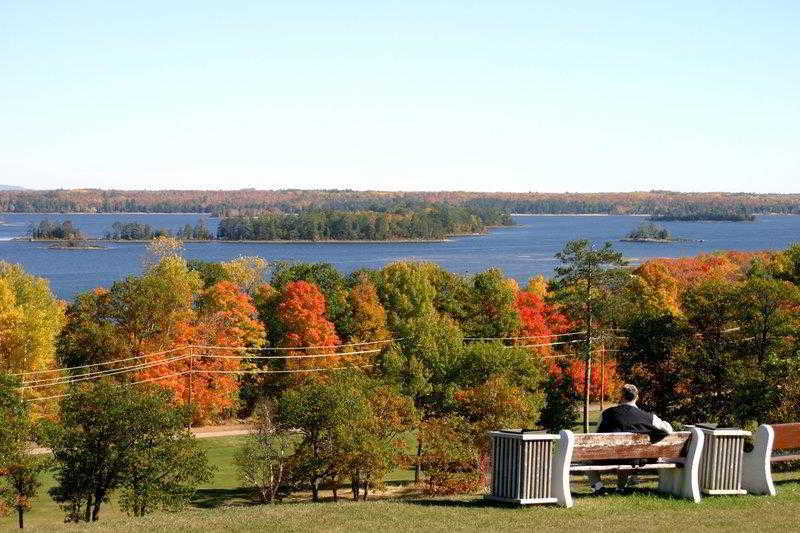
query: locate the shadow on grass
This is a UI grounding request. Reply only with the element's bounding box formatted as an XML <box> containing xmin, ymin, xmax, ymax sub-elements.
<box><xmin>403</xmin><ymin>497</ymin><xmax>512</xmax><ymax>509</ymax></box>
<box><xmin>192</xmin><ymin>487</ymin><xmax>255</xmax><ymax>509</ymax></box>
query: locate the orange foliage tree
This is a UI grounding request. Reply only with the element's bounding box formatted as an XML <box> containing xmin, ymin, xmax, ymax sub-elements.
<box><xmin>135</xmin><ymin>279</ymin><xmax>265</xmax><ymax>424</ymax></box>
<box><xmin>277</xmin><ymin>281</ymin><xmax>341</xmax><ymax>372</ymax></box>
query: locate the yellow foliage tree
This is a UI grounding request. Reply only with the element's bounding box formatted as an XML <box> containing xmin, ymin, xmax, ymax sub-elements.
<box><xmin>0</xmin><ymin>262</ymin><xmax>65</xmax><ymax>374</ymax></box>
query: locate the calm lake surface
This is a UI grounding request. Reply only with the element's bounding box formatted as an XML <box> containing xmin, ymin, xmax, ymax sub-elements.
<box><xmin>1</xmin><ymin>213</ymin><xmax>797</xmax><ymax>301</ymax></box>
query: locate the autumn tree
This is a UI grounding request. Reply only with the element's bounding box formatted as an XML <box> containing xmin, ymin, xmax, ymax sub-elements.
<box><xmin>0</xmin><ymin>262</ymin><xmax>65</xmax><ymax>375</ymax></box>
<box><xmin>538</xmin><ymin>362</ymin><xmax>580</xmax><ymax>432</ymax></box>
<box><xmin>419</xmin><ymin>263</ymin><xmax>471</xmax><ymax>324</ymax></box>
<box><xmin>515</xmin><ymin>286</ymin><xmax>571</xmax><ymax>355</ymax></box>
<box><xmin>137</xmin><ymin>279</ymin><xmax>266</xmax><ymax>424</ymax></box>
<box><xmin>1</xmin><ymin>374</ymin><xmax>49</xmax><ymax>530</ymax></box>
<box><xmin>276</xmin><ymin>281</ymin><xmax>340</xmax><ymax>372</ymax></box>
<box><xmin>46</xmin><ymin>382</ymin><xmax>211</xmax><ymax>522</ymax></box>
<box><xmin>464</xmin><ymin>268</ymin><xmax>521</xmax><ymax>339</ymax></box>
<box><xmin>272</xmin><ymin>262</ymin><xmax>352</xmax><ymax>340</ymax></box>
<box><xmin>234</xmin><ymin>402</ymin><xmax>296</xmax><ymax>504</ymax></box>
<box><xmin>222</xmin><ymin>256</ymin><xmax>268</xmax><ymax>294</ymax></box>
<box><xmin>554</xmin><ymin>240</ymin><xmax>627</xmax><ymax>432</ymax></box>
<box><xmin>377</xmin><ymin>262</ymin><xmax>436</xmax><ymax>338</ymax></box>
<box><xmin>57</xmin><ymin>289</ymin><xmax>129</xmax><ymax>372</ymax></box>
<box><xmin>277</xmin><ymin>377</ymin><xmax>366</xmax><ymax>502</ymax></box>
<box><xmin>736</xmin><ymin>263</ymin><xmax>800</xmax><ymax>365</ymax></box>
<box><xmin>383</xmin><ymin>314</ymin><xmax>464</xmax><ymax>481</ymax></box>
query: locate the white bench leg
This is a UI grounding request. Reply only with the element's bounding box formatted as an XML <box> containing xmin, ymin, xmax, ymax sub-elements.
<box><xmin>742</xmin><ymin>424</ymin><xmax>775</xmax><ymax>496</ymax></box>
<box><xmin>676</xmin><ymin>427</ymin><xmax>703</xmax><ymax>502</ymax></box>
<box><xmin>658</xmin><ymin>468</ymin><xmax>680</xmax><ymax>496</ymax></box>
<box><xmin>553</xmin><ymin>430</ymin><xmax>575</xmax><ymax>508</ymax></box>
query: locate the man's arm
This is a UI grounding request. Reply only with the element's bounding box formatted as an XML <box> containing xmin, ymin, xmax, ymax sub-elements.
<box><xmin>652</xmin><ymin>413</ymin><xmax>673</xmax><ymax>434</ymax></box>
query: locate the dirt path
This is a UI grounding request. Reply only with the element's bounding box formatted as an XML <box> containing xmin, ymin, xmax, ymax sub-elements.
<box><xmin>28</xmin><ymin>424</ymin><xmax>254</xmax><ymax>455</ymax></box>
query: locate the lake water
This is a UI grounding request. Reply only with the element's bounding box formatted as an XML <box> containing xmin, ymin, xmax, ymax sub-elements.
<box><xmin>1</xmin><ymin>213</ymin><xmax>797</xmax><ymax>301</ymax></box>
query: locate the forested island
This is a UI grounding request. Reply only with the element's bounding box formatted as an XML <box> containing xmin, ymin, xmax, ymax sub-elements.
<box><xmin>622</xmin><ymin>223</ymin><xmax>673</xmax><ymax>242</ymax></box>
<box><xmin>216</xmin><ymin>206</ymin><xmax>512</xmax><ymax>241</ymax></box>
<box><xmin>3</xmin><ymin>189</ymin><xmax>800</xmax><ymax>215</ymax></box>
<box><xmin>26</xmin><ymin>220</ymin><xmax>106</xmax><ymax>249</ymax></box>
<box><xmin>649</xmin><ymin>210</ymin><xmax>756</xmax><ymax>222</ymax></box>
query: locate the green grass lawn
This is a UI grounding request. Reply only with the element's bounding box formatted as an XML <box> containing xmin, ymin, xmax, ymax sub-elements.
<box><xmin>15</xmin><ymin>416</ymin><xmax>800</xmax><ymax>532</ymax></box>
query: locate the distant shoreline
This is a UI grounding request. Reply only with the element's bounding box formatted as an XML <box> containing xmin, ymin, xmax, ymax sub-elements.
<box><xmin>15</xmin><ymin>237</ymin><xmax>457</xmax><ymax>244</ymax></box>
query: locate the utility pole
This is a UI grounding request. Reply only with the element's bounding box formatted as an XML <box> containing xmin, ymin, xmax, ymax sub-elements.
<box><xmin>583</xmin><ymin>267</ymin><xmax>592</xmax><ymax>434</ymax></box>
<box><xmin>600</xmin><ymin>345</ymin><xmax>605</xmax><ymax>412</ymax></box>
<box><xmin>187</xmin><ymin>354</ymin><xmax>193</xmax><ymax>430</ymax></box>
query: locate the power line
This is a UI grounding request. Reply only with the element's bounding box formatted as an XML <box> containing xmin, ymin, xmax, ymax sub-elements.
<box><xmin>11</xmin><ymin>338</ymin><xmax>400</xmax><ymax>378</ymax></box>
<box><xmin>464</xmin><ymin>331</ymin><xmax>587</xmax><ymax>341</ymax></box>
<box><xmin>20</xmin><ymin>356</ymin><xmax>190</xmax><ymax>389</ymax></box>
<box><xmin>510</xmin><ymin>339</ymin><xmax>587</xmax><ymax>349</ymax></box>
<box><xmin>196</xmin><ymin>348</ymin><xmax>381</xmax><ymax>360</ymax></box>
<box><xmin>193</xmin><ymin>364</ymin><xmax>375</xmax><ymax>375</ymax></box>
<box><xmin>9</xmin><ymin>346</ymin><xmax>187</xmax><ymax>377</ymax></box>
<box><xmin>25</xmin><ymin>370</ymin><xmax>193</xmax><ymax>403</ymax></box>
<box><xmin>21</xmin><ymin>354</ymin><xmax>190</xmax><ymax>386</ymax></box>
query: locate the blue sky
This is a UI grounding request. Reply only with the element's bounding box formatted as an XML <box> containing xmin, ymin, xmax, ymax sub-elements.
<box><xmin>1</xmin><ymin>1</ymin><xmax>798</xmax><ymax>192</ymax></box>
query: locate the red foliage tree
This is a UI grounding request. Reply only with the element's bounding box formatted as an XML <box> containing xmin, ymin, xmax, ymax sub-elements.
<box><xmin>277</xmin><ymin>281</ymin><xmax>341</xmax><ymax>372</ymax></box>
<box><xmin>514</xmin><ymin>289</ymin><xmax>571</xmax><ymax>356</ymax></box>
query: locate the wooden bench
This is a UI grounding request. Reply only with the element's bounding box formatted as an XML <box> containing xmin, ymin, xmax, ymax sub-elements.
<box><xmin>743</xmin><ymin>423</ymin><xmax>800</xmax><ymax>496</ymax></box>
<box><xmin>553</xmin><ymin>428</ymin><xmax>704</xmax><ymax>507</ymax></box>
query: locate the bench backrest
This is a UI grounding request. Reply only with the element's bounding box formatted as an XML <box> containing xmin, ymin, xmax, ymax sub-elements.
<box><xmin>571</xmin><ymin>431</ymin><xmax>692</xmax><ymax>462</ymax></box>
<box><xmin>772</xmin><ymin>423</ymin><xmax>800</xmax><ymax>451</ymax></box>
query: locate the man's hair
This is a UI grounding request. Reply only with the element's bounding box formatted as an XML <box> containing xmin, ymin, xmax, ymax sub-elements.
<box><xmin>621</xmin><ymin>384</ymin><xmax>639</xmax><ymax>402</ymax></box>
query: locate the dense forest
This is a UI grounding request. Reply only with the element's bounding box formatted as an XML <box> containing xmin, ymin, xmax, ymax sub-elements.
<box><xmin>3</xmin><ymin>189</ymin><xmax>800</xmax><ymax>215</ymax></box>
<box><xmin>216</xmin><ymin>206</ymin><xmax>512</xmax><ymax>241</ymax></box>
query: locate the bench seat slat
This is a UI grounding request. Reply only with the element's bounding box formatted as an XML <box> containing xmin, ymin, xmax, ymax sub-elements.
<box><xmin>571</xmin><ymin>431</ymin><xmax>691</xmax><ymax>462</ymax></box>
<box><xmin>770</xmin><ymin>454</ymin><xmax>800</xmax><ymax>463</ymax></box>
<box><xmin>571</xmin><ymin>463</ymin><xmax>681</xmax><ymax>472</ymax></box>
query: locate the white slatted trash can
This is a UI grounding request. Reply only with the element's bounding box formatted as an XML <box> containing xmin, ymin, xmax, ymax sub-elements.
<box><xmin>487</xmin><ymin>430</ymin><xmax>560</xmax><ymax>504</ymax></box>
<box><xmin>697</xmin><ymin>428</ymin><xmax>751</xmax><ymax>495</ymax></box>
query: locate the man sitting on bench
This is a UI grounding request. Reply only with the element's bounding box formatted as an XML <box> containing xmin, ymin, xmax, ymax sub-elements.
<box><xmin>589</xmin><ymin>384</ymin><xmax>674</xmax><ymax>494</ymax></box>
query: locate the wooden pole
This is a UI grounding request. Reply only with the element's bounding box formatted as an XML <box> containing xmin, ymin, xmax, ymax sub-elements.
<box><xmin>187</xmin><ymin>354</ymin><xmax>193</xmax><ymax>429</ymax></box>
<box><xmin>600</xmin><ymin>345</ymin><xmax>605</xmax><ymax>411</ymax></box>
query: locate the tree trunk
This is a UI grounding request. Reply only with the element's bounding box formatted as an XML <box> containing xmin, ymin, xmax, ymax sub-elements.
<box><xmin>362</xmin><ymin>481</ymin><xmax>368</xmax><ymax>501</ymax></box>
<box><xmin>351</xmin><ymin>470</ymin><xmax>360</xmax><ymax>500</ymax></box>
<box><xmin>91</xmin><ymin>491</ymin><xmax>103</xmax><ymax>522</ymax></box>
<box><xmin>311</xmin><ymin>477</ymin><xmax>320</xmax><ymax>502</ymax></box>
<box><xmin>414</xmin><ymin>438</ymin><xmax>423</xmax><ymax>483</ymax></box>
<box><xmin>17</xmin><ymin>507</ymin><xmax>23</xmax><ymax>529</ymax></box>
<box><xmin>84</xmin><ymin>495</ymin><xmax>92</xmax><ymax>523</ymax></box>
<box><xmin>332</xmin><ymin>481</ymin><xmax>338</xmax><ymax>502</ymax></box>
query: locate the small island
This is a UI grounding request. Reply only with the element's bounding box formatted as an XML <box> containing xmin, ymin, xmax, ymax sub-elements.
<box><xmin>621</xmin><ymin>222</ymin><xmax>702</xmax><ymax>243</ymax></box>
<box><xmin>27</xmin><ymin>220</ymin><xmax>107</xmax><ymax>249</ymax></box>
<box><xmin>649</xmin><ymin>209</ymin><xmax>756</xmax><ymax>222</ymax></box>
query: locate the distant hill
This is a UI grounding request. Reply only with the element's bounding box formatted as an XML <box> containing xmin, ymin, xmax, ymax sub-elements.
<box><xmin>0</xmin><ymin>185</ymin><xmax>25</xmax><ymax>191</ymax></box>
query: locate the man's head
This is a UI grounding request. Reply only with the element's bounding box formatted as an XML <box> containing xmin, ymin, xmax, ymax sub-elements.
<box><xmin>621</xmin><ymin>384</ymin><xmax>639</xmax><ymax>403</ymax></box>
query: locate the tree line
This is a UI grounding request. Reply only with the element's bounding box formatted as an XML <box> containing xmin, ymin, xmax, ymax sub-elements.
<box><xmin>4</xmin><ymin>189</ymin><xmax>800</xmax><ymax>215</ymax></box>
<box><xmin>3</xmin><ymin>239</ymin><xmax>800</xmax><ymax>525</ymax></box>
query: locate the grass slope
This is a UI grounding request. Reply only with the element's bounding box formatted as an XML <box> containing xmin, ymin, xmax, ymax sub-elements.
<box><xmin>13</xmin><ymin>423</ymin><xmax>800</xmax><ymax>532</ymax></box>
